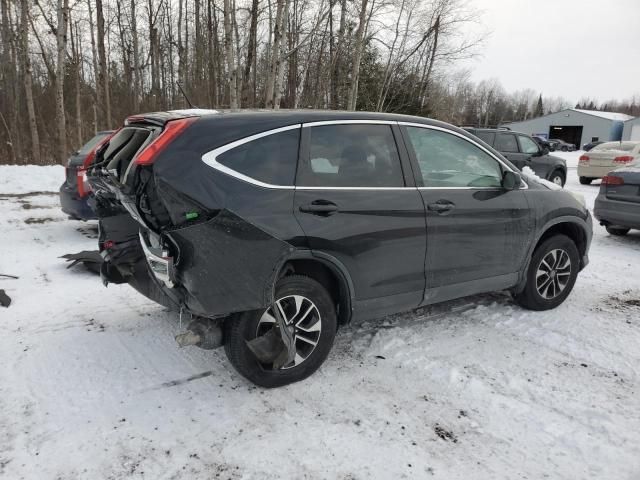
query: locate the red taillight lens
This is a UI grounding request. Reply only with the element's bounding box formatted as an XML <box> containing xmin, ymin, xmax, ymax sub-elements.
<box><xmin>579</xmin><ymin>155</ymin><xmax>589</xmax><ymax>163</ymax></box>
<box><xmin>602</xmin><ymin>175</ymin><xmax>624</xmax><ymax>185</ymax></box>
<box><xmin>134</xmin><ymin>117</ymin><xmax>197</xmax><ymax>166</ymax></box>
<box><xmin>614</xmin><ymin>155</ymin><xmax>634</xmax><ymax>164</ymax></box>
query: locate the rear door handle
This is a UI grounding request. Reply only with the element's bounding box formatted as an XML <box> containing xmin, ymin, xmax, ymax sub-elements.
<box><xmin>427</xmin><ymin>201</ymin><xmax>455</xmax><ymax>214</ymax></box>
<box><xmin>299</xmin><ymin>200</ymin><xmax>339</xmax><ymax>216</ymax></box>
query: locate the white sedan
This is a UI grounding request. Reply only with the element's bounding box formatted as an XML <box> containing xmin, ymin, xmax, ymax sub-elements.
<box><xmin>578</xmin><ymin>141</ymin><xmax>640</xmax><ymax>184</ymax></box>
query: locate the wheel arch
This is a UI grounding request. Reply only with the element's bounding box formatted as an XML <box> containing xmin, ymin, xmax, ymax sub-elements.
<box><xmin>514</xmin><ymin>217</ymin><xmax>590</xmax><ymax>293</ymax></box>
<box><xmin>272</xmin><ymin>251</ymin><xmax>354</xmax><ymax>325</ymax></box>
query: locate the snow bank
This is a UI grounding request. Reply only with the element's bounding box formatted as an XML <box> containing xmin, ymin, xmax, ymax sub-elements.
<box><xmin>0</xmin><ymin>165</ymin><xmax>65</xmax><ymax>194</ymax></box>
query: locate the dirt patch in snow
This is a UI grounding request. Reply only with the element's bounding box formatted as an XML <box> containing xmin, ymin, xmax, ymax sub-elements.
<box><xmin>434</xmin><ymin>424</ymin><xmax>457</xmax><ymax>443</ymax></box>
<box><xmin>23</xmin><ymin>217</ymin><xmax>60</xmax><ymax>225</ymax></box>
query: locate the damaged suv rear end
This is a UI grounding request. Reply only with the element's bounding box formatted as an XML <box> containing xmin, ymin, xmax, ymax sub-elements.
<box><xmin>88</xmin><ymin>110</ymin><xmax>331</xmax><ymax>387</ymax></box>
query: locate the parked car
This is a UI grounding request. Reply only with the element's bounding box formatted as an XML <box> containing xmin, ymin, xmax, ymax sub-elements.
<box><xmin>582</xmin><ymin>140</ymin><xmax>604</xmax><ymax>152</ymax></box>
<box><xmin>59</xmin><ymin>130</ymin><xmax>114</xmax><ymax>220</ymax></box>
<box><xmin>464</xmin><ymin>128</ymin><xmax>567</xmax><ymax>186</ymax></box>
<box><xmin>87</xmin><ymin>110</ymin><xmax>592</xmax><ymax>387</ymax></box>
<box><xmin>594</xmin><ymin>159</ymin><xmax>640</xmax><ymax>236</ymax></box>
<box><xmin>549</xmin><ymin>139</ymin><xmax>576</xmax><ymax>152</ymax></box>
<box><xmin>578</xmin><ymin>141</ymin><xmax>640</xmax><ymax>184</ymax></box>
<box><xmin>533</xmin><ymin>136</ymin><xmax>553</xmax><ymax>150</ymax></box>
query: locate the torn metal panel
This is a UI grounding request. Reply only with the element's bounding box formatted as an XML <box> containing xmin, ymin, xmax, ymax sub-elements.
<box><xmin>167</xmin><ymin>210</ymin><xmax>295</xmax><ymax>316</ymax></box>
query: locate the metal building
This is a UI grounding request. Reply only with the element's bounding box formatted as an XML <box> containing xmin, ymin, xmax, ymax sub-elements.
<box><xmin>622</xmin><ymin>116</ymin><xmax>640</xmax><ymax>141</ymax></box>
<box><xmin>503</xmin><ymin>109</ymin><xmax>634</xmax><ymax>148</ymax></box>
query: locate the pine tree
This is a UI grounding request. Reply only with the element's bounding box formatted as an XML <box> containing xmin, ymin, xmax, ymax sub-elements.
<box><xmin>534</xmin><ymin>94</ymin><xmax>544</xmax><ymax>117</ymax></box>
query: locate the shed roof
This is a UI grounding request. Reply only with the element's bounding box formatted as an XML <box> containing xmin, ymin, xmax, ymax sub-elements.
<box><xmin>572</xmin><ymin>109</ymin><xmax>634</xmax><ymax>122</ymax></box>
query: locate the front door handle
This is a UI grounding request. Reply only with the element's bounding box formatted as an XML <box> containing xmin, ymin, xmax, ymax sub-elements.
<box><xmin>427</xmin><ymin>200</ymin><xmax>455</xmax><ymax>214</ymax></box>
<box><xmin>299</xmin><ymin>200</ymin><xmax>339</xmax><ymax>216</ymax></box>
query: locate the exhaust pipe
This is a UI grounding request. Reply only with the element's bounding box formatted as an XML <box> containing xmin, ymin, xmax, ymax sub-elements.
<box><xmin>175</xmin><ymin>318</ymin><xmax>223</xmax><ymax>350</ymax></box>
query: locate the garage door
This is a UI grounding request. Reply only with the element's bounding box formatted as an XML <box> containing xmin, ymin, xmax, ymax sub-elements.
<box><xmin>631</xmin><ymin>124</ymin><xmax>640</xmax><ymax>141</ymax></box>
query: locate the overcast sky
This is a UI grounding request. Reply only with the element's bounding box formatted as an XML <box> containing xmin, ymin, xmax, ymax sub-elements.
<box><xmin>461</xmin><ymin>0</ymin><xmax>640</xmax><ymax>103</ymax></box>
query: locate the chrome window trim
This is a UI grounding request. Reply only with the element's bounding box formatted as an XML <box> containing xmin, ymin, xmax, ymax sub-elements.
<box><xmin>398</xmin><ymin>121</ymin><xmax>528</xmax><ymax>190</ymax></box>
<box><xmin>201</xmin><ymin>120</ymin><xmax>528</xmax><ymax>191</ymax></box>
<box><xmin>201</xmin><ymin>124</ymin><xmax>301</xmax><ymax>190</ymax></box>
<box><xmin>302</xmin><ymin>119</ymin><xmax>396</xmax><ymax>127</ymax></box>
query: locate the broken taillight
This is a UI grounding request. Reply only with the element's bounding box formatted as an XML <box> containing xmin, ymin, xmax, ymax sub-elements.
<box><xmin>77</xmin><ymin>130</ymin><xmax>120</xmax><ymax>198</ymax></box>
<box><xmin>134</xmin><ymin>117</ymin><xmax>197</xmax><ymax>166</ymax></box>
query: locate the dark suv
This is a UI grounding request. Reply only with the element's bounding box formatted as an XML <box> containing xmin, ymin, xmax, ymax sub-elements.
<box><xmin>87</xmin><ymin>110</ymin><xmax>592</xmax><ymax>387</ymax></box>
<box><xmin>464</xmin><ymin>128</ymin><xmax>567</xmax><ymax>186</ymax></box>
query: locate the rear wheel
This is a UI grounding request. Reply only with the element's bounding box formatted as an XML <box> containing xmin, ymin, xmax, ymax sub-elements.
<box><xmin>224</xmin><ymin>275</ymin><xmax>337</xmax><ymax>388</ymax></box>
<box><xmin>579</xmin><ymin>176</ymin><xmax>593</xmax><ymax>185</ymax></box>
<box><xmin>605</xmin><ymin>226</ymin><xmax>630</xmax><ymax>236</ymax></box>
<box><xmin>514</xmin><ymin>234</ymin><xmax>580</xmax><ymax>311</ymax></box>
<box><xmin>561</xmin><ymin>146</ymin><xmax>568</xmax><ymax>152</ymax></box>
<box><xmin>549</xmin><ymin>170</ymin><xmax>565</xmax><ymax>187</ymax></box>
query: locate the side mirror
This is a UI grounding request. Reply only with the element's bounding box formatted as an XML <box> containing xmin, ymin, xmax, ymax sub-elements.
<box><xmin>502</xmin><ymin>170</ymin><xmax>521</xmax><ymax>190</ymax></box>
<box><xmin>541</xmin><ymin>146</ymin><xmax>550</xmax><ymax>155</ymax></box>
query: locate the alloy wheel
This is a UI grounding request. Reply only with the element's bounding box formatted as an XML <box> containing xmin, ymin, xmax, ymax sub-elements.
<box><xmin>256</xmin><ymin>295</ymin><xmax>322</xmax><ymax>369</ymax></box>
<box><xmin>536</xmin><ymin>249</ymin><xmax>571</xmax><ymax>299</ymax></box>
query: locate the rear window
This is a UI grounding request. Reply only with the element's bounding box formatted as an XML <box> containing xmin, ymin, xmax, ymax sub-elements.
<box><xmin>217</xmin><ymin>128</ymin><xmax>300</xmax><ymax>186</ymax></box>
<box><xmin>78</xmin><ymin>132</ymin><xmax>111</xmax><ymax>155</ymax></box>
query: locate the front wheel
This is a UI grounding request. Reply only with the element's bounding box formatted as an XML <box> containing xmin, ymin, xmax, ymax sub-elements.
<box><xmin>514</xmin><ymin>234</ymin><xmax>580</xmax><ymax>311</ymax></box>
<box><xmin>224</xmin><ymin>275</ymin><xmax>337</xmax><ymax>388</ymax></box>
<box><xmin>549</xmin><ymin>170</ymin><xmax>565</xmax><ymax>187</ymax></box>
<box><xmin>605</xmin><ymin>226</ymin><xmax>630</xmax><ymax>236</ymax></box>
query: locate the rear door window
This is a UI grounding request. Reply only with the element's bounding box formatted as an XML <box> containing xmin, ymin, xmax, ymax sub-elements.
<box><xmin>494</xmin><ymin>133</ymin><xmax>519</xmax><ymax>153</ymax></box>
<box><xmin>217</xmin><ymin>128</ymin><xmax>300</xmax><ymax>186</ymax></box>
<box><xmin>297</xmin><ymin>124</ymin><xmax>404</xmax><ymax>187</ymax></box>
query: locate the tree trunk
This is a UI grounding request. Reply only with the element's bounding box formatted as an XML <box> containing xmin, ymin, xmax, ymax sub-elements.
<box><xmin>223</xmin><ymin>0</ymin><xmax>238</xmax><ymax>108</ymax></box>
<box><xmin>21</xmin><ymin>0</ymin><xmax>40</xmax><ymax>163</ymax></box>
<box><xmin>55</xmin><ymin>0</ymin><xmax>69</xmax><ymax>163</ymax></box>
<box><xmin>131</xmin><ymin>0</ymin><xmax>140</xmax><ymax>110</ymax></box>
<box><xmin>241</xmin><ymin>0</ymin><xmax>259</xmax><ymax>107</ymax></box>
<box><xmin>96</xmin><ymin>0</ymin><xmax>111</xmax><ymax>127</ymax></box>
<box><xmin>347</xmin><ymin>0</ymin><xmax>368</xmax><ymax>110</ymax></box>
<box><xmin>265</xmin><ymin>0</ymin><xmax>287</xmax><ymax>108</ymax></box>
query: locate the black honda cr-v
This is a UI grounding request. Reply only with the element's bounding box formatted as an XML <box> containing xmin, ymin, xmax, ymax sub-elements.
<box><xmin>87</xmin><ymin>109</ymin><xmax>592</xmax><ymax>387</ymax></box>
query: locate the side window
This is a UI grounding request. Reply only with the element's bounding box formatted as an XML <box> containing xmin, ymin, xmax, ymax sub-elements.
<box><xmin>298</xmin><ymin>124</ymin><xmax>404</xmax><ymax>187</ymax></box>
<box><xmin>216</xmin><ymin>128</ymin><xmax>300</xmax><ymax>186</ymax></box>
<box><xmin>475</xmin><ymin>131</ymin><xmax>495</xmax><ymax>146</ymax></box>
<box><xmin>518</xmin><ymin>135</ymin><xmax>539</xmax><ymax>154</ymax></box>
<box><xmin>494</xmin><ymin>133</ymin><xmax>519</xmax><ymax>153</ymax></box>
<box><xmin>406</xmin><ymin>127</ymin><xmax>503</xmax><ymax>188</ymax></box>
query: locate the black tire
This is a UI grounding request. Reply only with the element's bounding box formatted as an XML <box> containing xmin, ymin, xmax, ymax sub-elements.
<box><xmin>549</xmin><ymin>170</ymin><xmax>566</xmax><ymax>187</ymax></box>
<box><xmin>514</xmin><ymin>234</ymin><xmax>580</xmax><ymax>311</ymax></box>
<box><xmin>224</xmin><ymin>275</ymin><xmax>337</xmax><ymax>388</ymax></box>
<box><xmin>561</xmin><ymin>146</ymin><xmax>568</xmax><ymax>152</ymax></box>
<box><xmin>579</xmin><ymin>176</ymin><xmax>592</xmax><ymax>185</ymax></box>
<box><xmin>605</xmin><ymin>226</ymin><xmax>630</xmax><ymax>236</ymax></box>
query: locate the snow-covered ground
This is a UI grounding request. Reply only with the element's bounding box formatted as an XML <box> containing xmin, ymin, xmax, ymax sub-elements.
<box><xmin>1</xmin><ymin>153</ymin><xmax>640</xmax><ymax>479</ymax></box>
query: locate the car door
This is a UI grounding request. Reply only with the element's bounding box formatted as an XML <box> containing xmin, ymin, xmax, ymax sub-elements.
<box><xmin>495</xmin><ymin>132</ymin><xmax>528</xmax><ymax>170</ymax></box>
<box><xmin>399</xmin><ymin>124</ymin><xmax>532</xmax><ymax>302</ymax></box>
<box><xmin>517</xmin><ymin>134</ymin><xmax>550</xmax><ymax>177</ymax></box>
<box><xmin>293</xmin><ymin>122</ymin><xmax>427</xmax><ymax>317</ymax></box>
